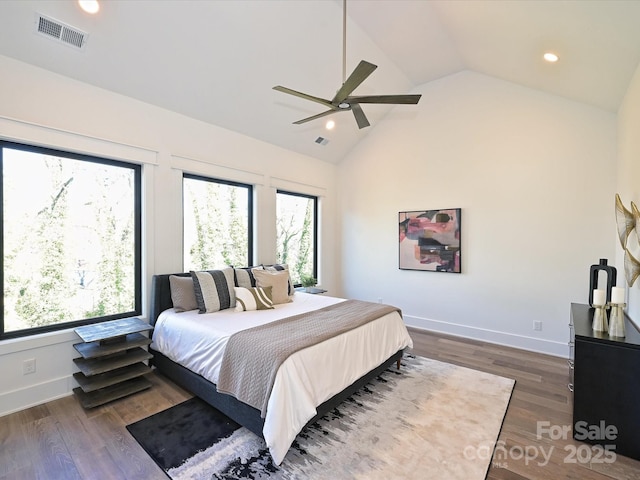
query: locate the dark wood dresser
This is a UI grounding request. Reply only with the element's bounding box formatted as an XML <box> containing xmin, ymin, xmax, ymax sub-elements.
<box><xmin>570</xmin><ymin>303</ymin><xmax>640</xmax><ymax>461</ymax></box>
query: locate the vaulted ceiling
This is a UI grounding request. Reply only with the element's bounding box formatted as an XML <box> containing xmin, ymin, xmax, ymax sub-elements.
<box><xmin>1</xmin><ymin>0</ymin><xmax>640</xmax><ymax>164</ymax></box>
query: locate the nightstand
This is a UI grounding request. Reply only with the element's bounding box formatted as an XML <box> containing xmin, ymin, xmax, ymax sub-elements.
<box><xmin>73</xmin><ymin>317</ymin><xmax>153</xmax><ymax>408</ymax></box>
<box><xmin>296</xmin><ymin>287</ymin><xmax>327</xmax><ymax>294</ymax></box>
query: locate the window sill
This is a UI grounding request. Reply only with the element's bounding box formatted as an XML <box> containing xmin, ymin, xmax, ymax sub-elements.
<box><xmin>0</xmin><ymin>328</ymin><xmax>81</xmax><ymax>355</ymax></box>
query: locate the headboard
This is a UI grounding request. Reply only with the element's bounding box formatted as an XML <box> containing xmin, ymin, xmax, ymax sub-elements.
<box><xmin>149</xmin><ymin>272</ymin><xmax>191</xmax><ymax>326</ymax></box>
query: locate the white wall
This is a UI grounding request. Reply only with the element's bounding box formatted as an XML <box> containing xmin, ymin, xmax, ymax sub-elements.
<box><xmin>337</xmin><ymin>71</ymin><xmax>617</xmax><ymax>356</ymax></box>
<box><xmin>616</xmin><ymin>62</ymin><xmax>640</xmax><ymax>322</ymax></box>
<box><xmin>0</xmin><ymin>55</ymin><xmax>339</xmax><ymax>416</ymax></box>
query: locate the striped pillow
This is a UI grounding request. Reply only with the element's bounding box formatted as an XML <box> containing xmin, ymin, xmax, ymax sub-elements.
<box><xmin>234</xmin><ymin>266</ymin><xmax>264</xmax><ymax>289</ymax></box>
<box><xmin>234</xmin><ymin>286</ymin><xmax>274</xmax><ymax>311</ymax></box>
<box><xmin>190</xmin><ymin>268</ymin><xmax>236</xmax><ymax>313</ymax></box>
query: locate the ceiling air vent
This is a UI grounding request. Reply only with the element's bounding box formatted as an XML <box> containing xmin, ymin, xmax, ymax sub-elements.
<box><xmin>315</xmin><ymin>137</ymin><xmax>329</xmax><ymax>146</ymax></box>
<box><xmin>35</xmin><ymin>13</ymin><xmax>88</xmax><ymax>49</ymax></box>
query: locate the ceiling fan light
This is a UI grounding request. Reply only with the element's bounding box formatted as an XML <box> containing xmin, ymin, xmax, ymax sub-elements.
<box><xmin>78</xmin><ymin>0</ymin><xmax>100</xmax><ymax>14</ymax></box>
<box><xmin>543</xmin><ymin>52</ymin><xmax>559</xmax><ymax>63</ymax></box>
<box><xmin>338</xmin><ymin>102</ymin><xmax>350</xmax><ymax>109</ymax></box>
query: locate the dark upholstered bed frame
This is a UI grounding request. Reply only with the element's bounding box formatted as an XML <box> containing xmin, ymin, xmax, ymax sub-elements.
<box><xmin>149</xmin><ymin>273</ymin><xmax>404</xmax><ymax>438</ymax></box>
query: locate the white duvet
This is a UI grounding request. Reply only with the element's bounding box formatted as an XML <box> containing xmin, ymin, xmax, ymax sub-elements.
<box><xmin>151</xmin><ymin>292</ymin><xmax>413</xmax><ymax>465</ymax></box>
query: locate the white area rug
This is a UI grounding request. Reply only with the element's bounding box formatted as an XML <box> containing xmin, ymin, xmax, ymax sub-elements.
<box><xmin>160</xmin><ymin>354</ymin><xmax>515</xmax><ymax>480</ymax></box>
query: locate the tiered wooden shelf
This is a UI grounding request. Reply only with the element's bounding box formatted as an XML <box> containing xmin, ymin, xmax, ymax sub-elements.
<box><xmin>73</xmin><ymin>317</ymin><xmax>153</xmax><ymax>408</ymax></box>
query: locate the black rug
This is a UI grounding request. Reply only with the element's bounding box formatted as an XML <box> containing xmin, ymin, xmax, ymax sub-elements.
<box><xmin>126</xmin><ymin>397</ymin><xmax>242</xmax><ymax>472</ymax></box>
<box><xmin>126</xmin><ymin>355</ymin><xmax>515</xmax><ymax>480</ymax></box>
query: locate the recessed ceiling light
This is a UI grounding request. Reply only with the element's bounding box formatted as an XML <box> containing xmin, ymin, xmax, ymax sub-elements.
<box><xmin>543</xmin><ymin>52</ymin><xmax>559</xmax><ymax>63</ymax></box>
<box><xmin>326</xmin><ymin>120</ymin><xmax>335</xmax><ymax>130</ymax></box>
<box><xmin>78</xmin><ymin>0</ymin><xmax>100</xmax><ymax>14</ymax></box>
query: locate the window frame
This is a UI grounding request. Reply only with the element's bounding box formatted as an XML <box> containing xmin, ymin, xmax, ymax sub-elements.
<box><xmin>182</xmin><ymin>173</ymin><xmax>254</xmax><ymax>269</ymax></box>
<box><xmin>0</xmin><ymin>140</ymin><xmax>142</xmax><ymax>340</ymax></box>
<box><xmin>276</xmin><ymin>189</ymin><xmax>318</xmax><ymax>285</ymax></box>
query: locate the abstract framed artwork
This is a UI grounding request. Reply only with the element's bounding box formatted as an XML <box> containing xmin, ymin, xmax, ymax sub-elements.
<box><xmin>399</xmin><ymin>209</ymin><xmax>461</xmax><ymax>273</ymax></box>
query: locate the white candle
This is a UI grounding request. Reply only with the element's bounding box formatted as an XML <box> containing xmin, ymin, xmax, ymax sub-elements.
<box><xmin>592</xmin><ymin>289</ymin><xmax>606</xmax><ymax>306</ymax></box>
<box><xmin>611</xmin><ymin>286</ymin><xmax>626</xmax><ymax>304</ymax></box>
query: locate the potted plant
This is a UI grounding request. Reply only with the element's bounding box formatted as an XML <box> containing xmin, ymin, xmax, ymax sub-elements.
<box><xmin>300</xmin><ymin>274</ymin><xmax>317</xmax><ymax>293</ymax></box>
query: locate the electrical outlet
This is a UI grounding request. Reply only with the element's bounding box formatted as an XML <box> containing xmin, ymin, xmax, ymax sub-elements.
<box><xmin>23</xmin><ymin>358</ymin><xmax>36</xmax><ymax>375</ymax></box>
<box><xmin>534</xmin><ymin>321</ymin><xmax>543</xmax><ymax>331</ymax></box>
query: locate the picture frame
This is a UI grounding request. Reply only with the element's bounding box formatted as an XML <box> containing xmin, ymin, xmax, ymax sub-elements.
<box><xmin>399</xmin><ymin>209</ymin><xmax>461</xmax><ymax>273</ymax></box>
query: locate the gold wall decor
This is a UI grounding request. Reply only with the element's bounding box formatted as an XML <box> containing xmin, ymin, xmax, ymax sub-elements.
<box><xmin>615</xmin><ymin>193</ymin><xmax>635</xmax><ymax>248</ymax></box>
<box><xmin>617</xmin><ymin>194</ymin><xmax>640</xmax><ymax>287</ymax></box>
<box><xmin>633</xmin><ymin>201</ymin><xmax>640</xmax><ymax>244</ymax></box>
<box><xmin>624</xmin><ymin>248</ymin><xmax>640</xmax><ymax>287</ymax></box>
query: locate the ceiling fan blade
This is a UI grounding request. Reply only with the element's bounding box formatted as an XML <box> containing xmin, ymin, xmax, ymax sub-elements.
<box><xmin>332</xmin><ymin>60</ymin><xmax>378</xmax><ymax>104</ymax></box>
<box><xmin>351</xmin><ymin>104</ymin><xmax>370</xmax><ymax>129</ymax></box>
<box><xmin>293</xmin><ymin>109</ymin><xmax>337</xmax><ymax>125</ymax></box>
<box><xmin>273</xmin><ymin>86</ymin><xmax>335</xmax><ymax>109</ymax></box>
<box><xmin>347</xmin><ymin>94</ymin><xmax>422</xmax><ymax>105</ymax></box>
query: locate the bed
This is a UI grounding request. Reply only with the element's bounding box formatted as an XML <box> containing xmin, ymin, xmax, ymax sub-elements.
<box><xmin>148</xmin><ymin>269</ymin><xmax>413</xmax><ymax>465</ymax></box>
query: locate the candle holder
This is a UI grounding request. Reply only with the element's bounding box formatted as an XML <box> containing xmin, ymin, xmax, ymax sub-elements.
<box><xmin>608</xmin><ymin>302</ymin><xmax>626</xmax><ymax>338</ymax></box>
<box><xmin>592</xmin><ymin>304</ymin><xmax>609</xmax><ymax>332</ymax></box>
<box><xmin>588</xmin><ymin>258</ymin><xmax>617</xmax><ymax>305</ymax></box>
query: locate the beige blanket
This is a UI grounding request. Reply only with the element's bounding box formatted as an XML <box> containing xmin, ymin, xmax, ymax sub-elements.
<box><xmin>216</xmin><ymin>299</ymin><xmax>401</xmax><ymax>417</ymax></box>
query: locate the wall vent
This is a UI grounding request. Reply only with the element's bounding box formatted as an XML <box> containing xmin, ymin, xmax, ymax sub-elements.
<box><xmin>315</xmin><ymin>137</ymin><xmax>329</xmax><ymax>146</ymax></box>
<box><xmin>35</xmin><ymin>13</ymin><xmax>88</xmax><ymax>49</ymax></box>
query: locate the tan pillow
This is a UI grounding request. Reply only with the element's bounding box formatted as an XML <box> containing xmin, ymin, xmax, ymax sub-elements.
<box><xmin>169</xmin><ymin>275</ymin><xmax>198</xmax><ymax>312</ymax></box>
<box><xmin>263</xmin><ymin>263</ymin><xmax>294</xmax><ymax>296</ymax></box>
<box><xmin>252</xmin><ymin>269</ymin><xmax>292</xmax><ymax>305</ymax></box>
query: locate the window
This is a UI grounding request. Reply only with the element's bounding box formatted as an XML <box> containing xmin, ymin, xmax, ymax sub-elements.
<box><xmin>1</xmin><ymin>141</ymin><xmax>141</xmax><ymax>339</ymax></box>
<box><xmin>183</xmin><ymin>174</ymin><xmax>253</xmax><ymax>270</ymax></box>
<box><xmin>276</xmin><ymin>190</ymin><xmax>317</xmax><ymax>285</ymax></box>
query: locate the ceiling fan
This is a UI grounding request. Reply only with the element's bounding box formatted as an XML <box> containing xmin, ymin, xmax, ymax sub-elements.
<box><xmin>273</xmin><ymin>1</ymin><xmax>421</xmax><ymax>129</ymax></box>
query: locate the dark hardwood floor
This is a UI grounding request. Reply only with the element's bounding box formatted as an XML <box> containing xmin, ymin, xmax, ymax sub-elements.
<box><xmin>1</xmin><ymin>328</ymin><xmax>639</xmax><ymax>479</ymax></box>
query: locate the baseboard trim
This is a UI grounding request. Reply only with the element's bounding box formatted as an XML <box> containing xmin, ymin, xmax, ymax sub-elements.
<box><xmin>0</xmin><ymin>375</ymin><xmax>74</xmax><ymax>417</ymax></box>
<box><xmin>404</xmin><ymin>315</ymin><xmax>569</xmax><ymax>358</ymax></box>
